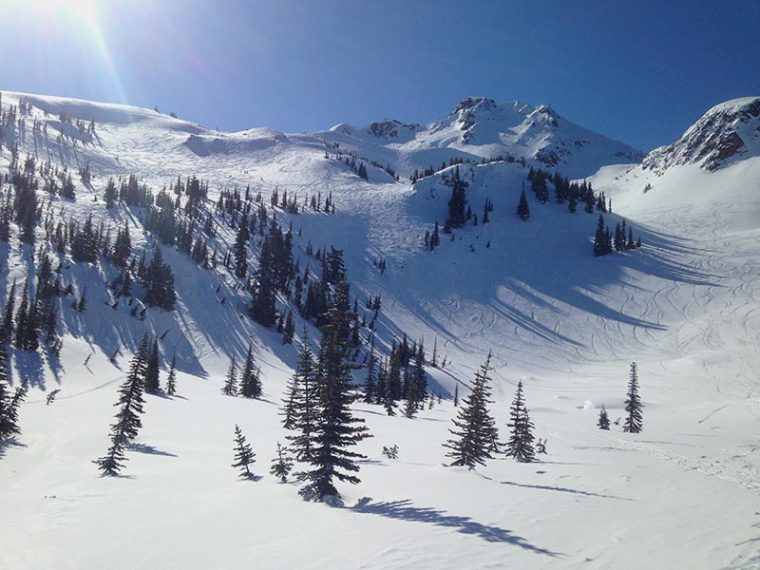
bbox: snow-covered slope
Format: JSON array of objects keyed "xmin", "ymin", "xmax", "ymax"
[
  {"xmin": 318, "ymin": 96, "xmax": 643, "ymax": 179},
  {"xmin": 1, "ymin": 90, "xmax": 760, "ymax": 570}
]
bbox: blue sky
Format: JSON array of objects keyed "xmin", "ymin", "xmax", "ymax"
[{"xmin": 2, "ymin": 0, "xmax": 759, "ymax": 151}]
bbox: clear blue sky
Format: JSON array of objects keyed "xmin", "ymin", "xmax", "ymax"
[{"xmin": 2, "ymin": 0, "xmax": 759, "ymax": 151}]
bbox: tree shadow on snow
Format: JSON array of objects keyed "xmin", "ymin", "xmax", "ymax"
[
  {"xmin": 0, "ymin": 438, "xmax": 25, "ymax": 460},
  {"xmin": 126, "ymin": 442, "xmax": 178, "ymax": 458},
  {"xmin": 351, "ymin": 497, "xmax": 560, "ymax": 556}
]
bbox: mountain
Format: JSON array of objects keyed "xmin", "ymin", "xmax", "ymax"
[
  {"xmin": 318, "ymin": 96, "xmax": 643, "ymax": 179},
  {"xmin": 1, "ymin": 90, "xmax": 759, "ymax": 570},
  {"xmin": 642, "ymin": 96, "xmax": 760, "ymax": 172}
]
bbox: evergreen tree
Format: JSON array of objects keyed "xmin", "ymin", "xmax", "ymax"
[
  {"xmin": 597, "ymin": 405, "xmax": 610, "ymax": 430},
  {"xmin": 284, "ymin": 336, "xmax": 319, "ymax": 461},
  {"xmin": 14, "ymin": 280, "xmax": 29, "ymax": 349},
  {"xmin": 517, "ymin": 189, "xmax": 530, "ymax": 220},
  {"xmin": 223, "ymin": 357, "xmax": 238, "ymax": 396},
  {"xmin": 443, "ymin": 352, "xmax": 498, "ymax": 468},
  {"xmin": 445, "ymin": 166, "xmax": 468, "ymax": 229},
  {"xmin": 239, "ymin": 344, "xmax": 260, "ymax": 399},
  {"xmin": 143, "ymin": 245, "xmax": 176, "ymax": 310},
  {"xmin": 593, "ymin": 214, "xmax": 607, "ymax": 257},
  {"xmin": 112, "ymin": 222, "xmax": 132, "ymax": 268},
  {"xmin": 270, "ymin": 442, "xmax": 294, "ymax": 482},
  {"xmin": 144, "ymin": 338, "xmax": 160, "ymax": 394},
  {"xmin": 93, "ymin": 339, "xmax": 149, "ymax": 475},
  {"xmin": 165, "ymin": 353, "xmax": 178, "ymax": 396},
  {"xmin": 0, "ymin": 381, "xmax": 27, "ymax": 440},
  {"xmin": 282, "ymin": 310, "xmax": 295, "ymax": 344},
  {"xmin": 363, "ymin": 337, "xmax": 377, "ymax": 404},
  {"xmin": 504, "ymin": 381, "xmax": 535, "ymax": 463},
  {"xmin": 2, "ymin": 279, "xmax": 16, "ymax": 341},
  {"xmin": 297, "ymin": 289, "xmax": 371, "ymax": 501},
  {"xmin": 623, "ymin": 362, "xmax": 643, "ymax": 433},
  {"xmin": 103, "ymin": 177, "xmax": 118, "ymax": 209},
  {"xmin": 234, "ymin": 213, "xmax": 250, "ymax": 278},
  {"xmin": 231, "ymin": 424, "xmax": 256, "ymax": 478}
]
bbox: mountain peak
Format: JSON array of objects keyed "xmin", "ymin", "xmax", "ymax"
[{"xmin": 643, "ymin": 96, "xmax": 760, "ymax": 172}]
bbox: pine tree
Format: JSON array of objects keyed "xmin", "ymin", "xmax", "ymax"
[
  {"xmin": 239, "ymin": 344, "xmax": 259, "ymax": 399},
  {"xmin": 297, "ymin": 287, "xmax": 371, "ymax": 501},
  {"xmin": 93, "ymin": 339, "xmax": 149, "ymax": 475},
  {"xmin": 443, "ymin": 352, "xmax": 498, "ymax": 468},
  {"xmin": 517, "ymin": 189, "xmax": 530, "ymax": 220},
  {"xmin": 165, "ymin": 353, "xmax": 178, "ymax": 396},
  {"xmin": 593, "ymin": 214, "xmax": 607, "ymax": 257},
  {"xmin": 223, "ymin": 357, "xmax": 238, "ymax": 396},
  {"xmin": 597, "ymin": 405, "xmax": 610, "ymax": 430},
  {"xmin": 1, "ymin": 279, "xmax": 16, "ymax": 342},
  {"xmin": 623, "ymin": 362, "xmax": 643, "ymax": 433},
  {"xmin": 504, "ymin": 381, "xmax": 535, "ymax": 463},
  {"xmin": 270, "ymin": 442, "xmax": 294, "ymax": 482},
  {"xmin": 144, "ymin": 338, "xmax": 160, "ymax": 393},
  {"xmin": 363, "ymin": 337, "xmax": 377, "ymax": 404},
  {"xmin": 234, "ymin": 213, "xmax": 250, "ymax": 278},
  {"xmin": 143, "ymin": 245, "xmax": 176, "ymax": 311},
  {"xmin": 445, "ymin": 166, "xmax": 468, "ymax": 229},
  {"xmin": 0, "ymin": 381, "xmax": 27, "ymax": 440},
  {"xmin": 284, "ymin": 337, "xmax": 319, "ymax": 461},
  {"xmin": 453, "ymin": 383, "xmax": 459, "ymax": 407},
  {"xmin": 231, "ymin": 424, "xmax": 256, "ymax": 478}
]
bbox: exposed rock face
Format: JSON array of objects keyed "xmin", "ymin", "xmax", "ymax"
[{"xmin": 643, "ymin": 97, "xmax": 760, "ymax": 172}]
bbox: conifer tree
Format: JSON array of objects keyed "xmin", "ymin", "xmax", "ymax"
[
  {"xmin": 165, "ymin": 353, "xmax": 178, "ymax": 396},
  {"xmin": 297, "ymin": 287, "xmax": 371, "ymax": 501},
  {"xmin": 363, "ymin": 338, "xmax": 377, "ymax": 404},
  {"xmin": 597, "ymin": 405, "xmax": 610, "ymax": 430},
  {"xmin": 234, "ymin": 213, "xmax": 250, "ymax": 278},
  {"xmin": 445, "ymin": 166, "xmax": 468, "ymax": 230},
  {"xmin": 231, "ymin": 424, "xmax": 256, "ymax": 478},
  {"xmin": 623, "ymin": 362, "xmax": 643, "ymax": 433},
  {"xmin": 593, "ymin": 214, "xmax": 607, "ymax": 256},
  {"xmin": 93, "ymin": 339, "xmax": 149, "ymax": 475},
  {"xmin": 0, "ymin": 381, "xmax": 27, "ymax": 440},
  {"xmin": 443, "ymin": 352, "xmax": 498, "ymax": 468},
  {"xmin": 223, "ymin": 358, "xmax": 238, "ymax": 396},
  {"xmin": 270, "ymin": 442, "xmax": 294, "ymax": 482},
  {"xmin": 1, "ymin": 279, "xmax": 16, "ymax": 342},
  {"xmin": 239, "ymin": 344, "xmax": 260, "ymax": 399},
  {"xmin": 284, "ymin": 336, "xmax": 319, "ymax": 461},
  {"xmin": 144, "ymin": 338, "xmax": 160, "ymax": 394},
  {"xmin": 517, "ymin": 189, "xmax": 530, "ymax": 220},
  {"xmin": 504, "ymin": 381, "xmax": 535, "ymax": 463},
  {"xmin": 143, "ymin": 245, "xmax": 176, "ymax": 311}
]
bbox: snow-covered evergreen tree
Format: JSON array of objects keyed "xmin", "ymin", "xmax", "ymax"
[
  {"xmin": 443, "ymin": 352, "xmax": 498, "ymax": 468},
  {"xmin": 231, "ymin": 424, "xmax": 256, "ymax": 478},
  {"xmin": 270, "ymin": 442, "xmax": 293, "ymax": 482},
  {"xmin": 504, "ymin": 381, "xmax": 535, "ymax": 463},
  {"xmin": 223, "ymin": 357, "xmax": 238, "ymax": 396},
  {"xmin": 144, "ymin": 338, "xmax": 160, "ymax": 393},
  {"xmin": 165, "ymin": 354, "xmax": 178, "ymax": 396},
  {"xmin": 623, "ymin": 362, "xmax": 643, "ymax": 433},
  {"xmin": 297, "ymin": 285, "xmax": 371, "ymax": 501},
  {"xmin": 597, "ymin": 405, "xmax": 610, "ymax": 430}
]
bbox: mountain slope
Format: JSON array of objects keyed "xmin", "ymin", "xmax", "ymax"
[
  {"xmin": 317, "ymin": 96, "xmax": 643, "ymax": 179},
  {"xmin": 0, "ymin": 90, "xmax": 759, "ymax": 570}
]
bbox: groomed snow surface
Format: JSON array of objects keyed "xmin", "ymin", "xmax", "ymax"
[{"xmin": 1, "ymin": 92, "xmax": 759, "ymax": 569}]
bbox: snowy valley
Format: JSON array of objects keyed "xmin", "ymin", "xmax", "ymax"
[{"xmin": 1, "ymin": 91, "xmax": 760, "ymax": 569}]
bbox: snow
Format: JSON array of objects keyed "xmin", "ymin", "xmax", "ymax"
[{"xmin": 1, "ymin": 90, "xmax": 759, "ymax": 569}]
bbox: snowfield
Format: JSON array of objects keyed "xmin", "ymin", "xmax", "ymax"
[{"xmin": 1, "ymin": 91, "xmax": 759, "ymax": 569}]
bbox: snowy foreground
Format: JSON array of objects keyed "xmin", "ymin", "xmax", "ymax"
[{"xmin": 1, "ymin": 92, "xmax": 760, "ymax": 569}]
